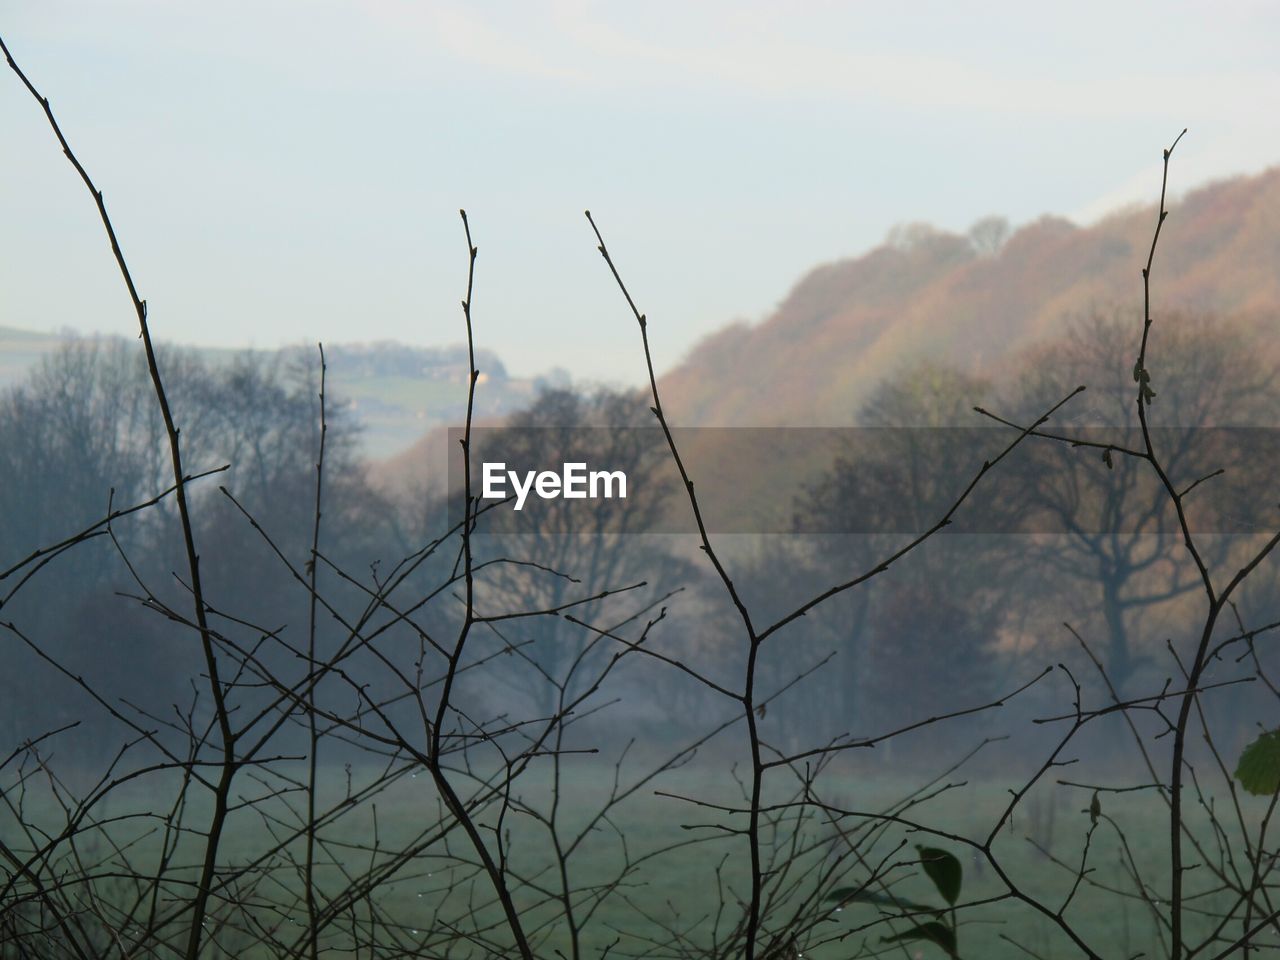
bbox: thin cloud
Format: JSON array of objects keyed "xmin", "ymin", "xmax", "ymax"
[{"xmin": 361, "ymin": 1, "xmax": 1280, "ymax": 128}]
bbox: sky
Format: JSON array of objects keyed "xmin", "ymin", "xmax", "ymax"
[{"xmin": 2, "ymin": 1, "xmax": 1279, "ymax": 387}]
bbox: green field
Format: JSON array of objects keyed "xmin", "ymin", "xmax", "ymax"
[{"xmin": 7, "ymin": 755, "xmax": 1270, "ymax": 959}]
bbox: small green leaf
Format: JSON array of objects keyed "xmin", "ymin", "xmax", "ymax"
[
  {"xmin": 1101, "ymin": 448, "xmax": 1114, "ymax": 470},
  {"xmin": 882, "ymin": 921, "xmax": 958, "ymax": 957},
  {"xmin": 916, "ymin": 845, "xmax": 962, "ymax": 905},
  {"xmin": 1236, "ymin": 729, "xmax": 1280, "ymax": 796}
]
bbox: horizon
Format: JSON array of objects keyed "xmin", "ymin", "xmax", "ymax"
[
  {"xmin": 4, "ymin": 2, "xmax": 1279, "ymax": 386},
  {"xmin": 2, "ymin": 160, "xmax": 1275, "ymax": 387}
]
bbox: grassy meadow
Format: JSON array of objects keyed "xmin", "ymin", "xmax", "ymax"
[{"xmin": 11, "ymin": 753, "xmax": 1265, "ymax": 959}]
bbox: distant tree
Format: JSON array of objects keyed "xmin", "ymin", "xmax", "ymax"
[
  {"xmin": 0, "ymin": 338, "xmax": 388, "ymax": 742},
  {"xmin": 999, "ymin": 312, "xmax": 1280, "ymax": 692},
  {"xmin": 0, "ymin": 339, "xmax": 373, "ymax": 556},
  {"xmin": 884, "ymin": 221, "xmax": 942, "ymax": 251},
  {"xmin": 0, "ymin": 338, "xmax": 159, "ymax": 580},
  {"xmin": 791, "ymin": 364, "xmax": 1022, "ymax": 734},
  {"xmin": 967, "ymin": 215, "xmax": 1010, "ymax": 256},
  {"xmin": 464, "ymin": 387, "xmax": 694, "ymax": 717}
]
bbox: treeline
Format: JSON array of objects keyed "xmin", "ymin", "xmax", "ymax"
[
  {"xmin": 4, "ymin": 311, "xmax": 1280, "ymax": 768},
  {"xmin": 728, "ymin": 310, "xmax": 1280, "ymax": 761},
  {"xmin": 0, "ymin": 339, "xmax": 402, "ymax": 752}
]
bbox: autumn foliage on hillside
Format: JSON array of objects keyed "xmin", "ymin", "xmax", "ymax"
[{"xmin": 660, "ymin": 167, "xmax": 1280, "ymax": 426}]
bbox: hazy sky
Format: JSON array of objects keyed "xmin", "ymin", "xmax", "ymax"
[{"xmin": 3, "ymin": 2, "xmax": 1278, "ymax": 386}]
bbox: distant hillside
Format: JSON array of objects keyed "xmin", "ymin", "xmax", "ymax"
[
  {"xmin": 0, "ymin": 326, "xmax": 67, "ymax": 389},
  {"xmin": 373, "ymin": 166, "xmax": 1280, "ymax": 498},
  {"xmin": 657, "ymin": 167, "xmax": 1280, "ymax": 426},
  {"xmin": 0, "ymin": 330, "xmax": 558, "ymax": 459},
  {"xmin": 291, "ymin": 341, "xmax": 552, "ymax": 458}
]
